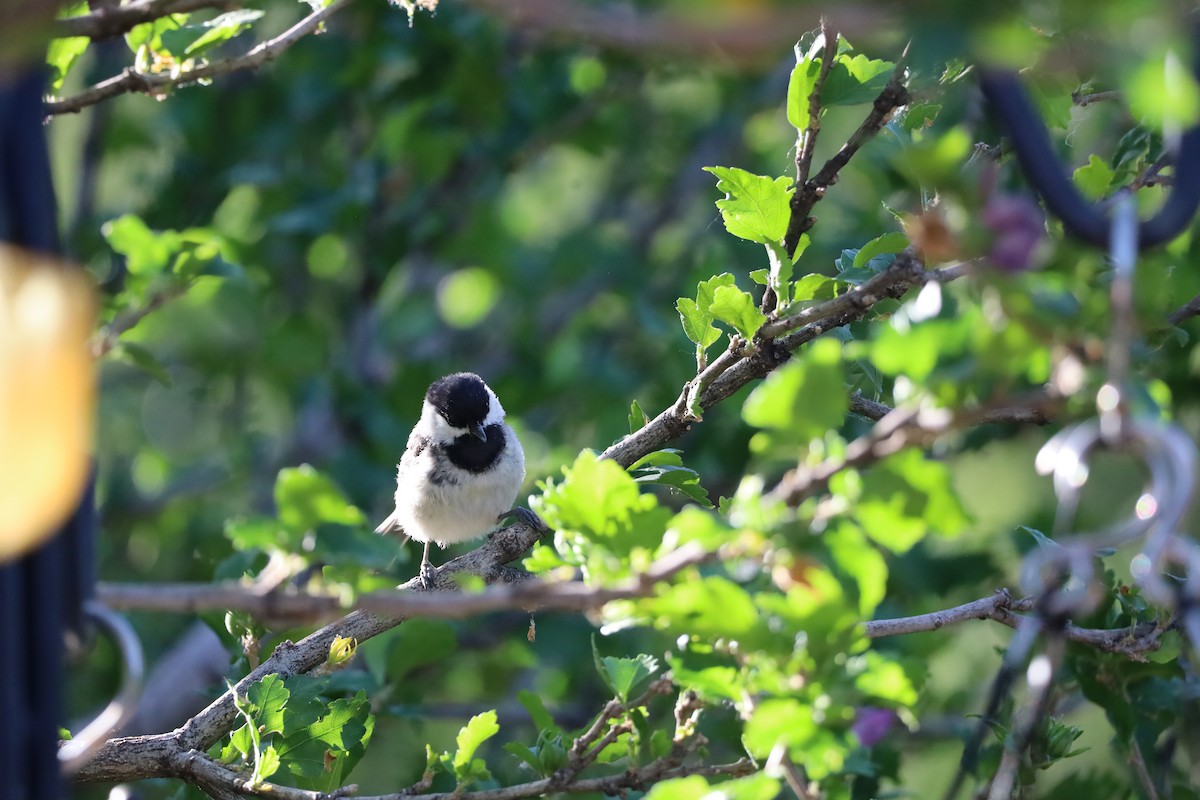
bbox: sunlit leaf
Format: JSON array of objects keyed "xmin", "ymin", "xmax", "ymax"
[{"xmin": 703, "ymin": 166, "xmax": 791, "ymax": 244}]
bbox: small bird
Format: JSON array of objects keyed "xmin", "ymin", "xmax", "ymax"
[{"xmin": 375, "ymin": 372, "xmax": 526, "ymax": 587}]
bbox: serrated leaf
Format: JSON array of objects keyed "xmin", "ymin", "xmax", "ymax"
[
  {"xmin": 710, "ymin": 285, "xmax": 766, "ymax": 339},
  {"xmin": 248, "ymin": 673, "xmax": 289, "ymax": 736},
  {"xmin": 853, "ymin": 231, "xmax": 909, "ymax": 268},
  {"xmin": 454, "ymin": 710, "xmax": 500, "ymax": 773},
  {"xmin": 592, "ymin": 638, "xmax": 660, "ymax": 702},
  {"xmin": 822, "ymin": 54, "xmax": 894, "ymax": 106},
  {"xmin": 703, "ymin": 166, "xmax": 791, "ymax": 244},
  {"xmin": 786, "ymin": 57, "xmax": 823, "ymax": 130}
]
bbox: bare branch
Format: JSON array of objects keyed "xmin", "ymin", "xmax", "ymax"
[
  {"xmin": 772, "ymin": 390, "xmax": 1061, "ymax": 506},
  {"xmin": 96, "ymin": 541, "xmax": 712, "ymax": 623},
  {"xmin": 91, "ymin": 282, "xmax": 189, "ymax": 357},
  {"xmin": 55, "ymin": 0, "xmax": 236, "ymax": 40},
  {"xmin": 866, "ymin": 590, "xmax": 1175, "ymax": 660},
  {"xmin": 1168, "ymin": 292, "xmax": 1200, "ymax": 326},
  {"xmin": 46, "ymin": 0, "xmax": 353, "ymax": 117},
  {"xmin": 1072, "ymin": 89, "xmax": 1121, "ymax": 107}
]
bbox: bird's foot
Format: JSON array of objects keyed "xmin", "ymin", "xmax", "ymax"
[
  {"xmin": 497, "ymin": 506, "xmax": 549, "ymax": 534},
  {"xmin": 419, "ymin": 559, "xmax": 437, "ymax": 590}
]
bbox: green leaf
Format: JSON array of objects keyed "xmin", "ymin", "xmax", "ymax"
[
  {"xmin": 743, "ymin": 698, "xmax": 850, "ymax": 780},
  {"xmin": 853, "ymin": 231, "xmax": 909, "ymax": 268},
  {"xmin": 702, "ymin": 166, "xmax": 791, "ymax": 244},
  {"xmin": 643, "ymin": 775, "xmax": 712, "ymax": 800},
  {"xmin": 111, "ymin": 342, "xmax": 173, "ymax": 386},
  {"xmin": 258, "ymin": 744, "xmax": 281, "ymax": 781},
  {"xmin": 503, "ymin": 741, "xmax": 544, "ymax": 774},
  {"xmin": 790, "ymin": 273, "xmax": 837, "ymax": 303},
  {"xmin": 592, "ymin": 638, "xmax": 660, "ymax": 702},
  {"xmin": 103, "ymin": 214, "xmax": 180, "ymax": 276},
  {"xmin": 46, "ymin": 35, "xmax": 90, "ymax": 93},
  {"xmin": 532, "ymin": 451, "xmax": 672, "ymax": 577},
  {"xmin": 278, "ymin": 692, "xmax": 374, "ymax": 792},
  {"xmin": 786, "ymin": 57, "xmax": 823, "ymax": 129},
  {"xmin": 248, "ymin": 674, "xmax": 289, "ymax": 737},
  {"xmin": 849, "ymin": 449, "xmax": 971, "ymax": 553},
  {"xmin": 903, "ymin": 102, "xmax": 941, "ymax": 131},
  {"xmin": 853, "ymin": 652, "xmax": 918, "ymax": 706},
  {"xmin": 638, "ymin": 575, "xmax": 759, "ymax": 638},
  {"xmin": 628, "ymin": 399, "xmax": 649, "ymax": 433},
  {"xmin": 125, "ymin": 13, "xmax": 190, "ymax": 54},
  {"xmin": 677, "ymin": 273, "xmax": 736, "ymax": 351},
  {"xmin": 742, "ymin": 337, "xmax": 845, "ymax": 441},
  {"xmin": 1126, "ymin": 50, "xmax": 1200, "ymax": 129},
  {"xmin": 517, "ymin": 690, "xmax": 560, "ymax": 735},
  {"xmin": 1073, "ymin": 154, "xmax": 1115, "ymax": 200},
  {"xmin": 822, "ymin": 53, "xmax": 894, "ymax": 106},
  {"xmin": 629, "ymin": 450, "xmax": 711, "ymax": 507},
  {"xmin": 274, "ymin": 464, "xmax": 366, "ymax": 532},
  {"xmin": 387, "ymin": 618, "xmax": 457, "ymax": 680},
  {"xmin": 826, "ymin": 523, "xmax": 887, "ymax": 616},
  {"xmin": 169, "ymin": 10, "xmax": 264, "ymax": 58},
  {"xmin": 453, "ymin": 710, "xmax": 500, "ymax": 775},
  {"xmin": 709, "ymin": 285, "xmax": 766, "ymax": 340}
]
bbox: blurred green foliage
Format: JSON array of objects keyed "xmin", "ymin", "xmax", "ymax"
[{"xmin": 46, "ymin": 0, "xmax": 1200, "ymax": 797}]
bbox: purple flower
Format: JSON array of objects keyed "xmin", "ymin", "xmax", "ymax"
[
  {"xmin": 852, "ymin": 706, "xmax": 898, "ymax": 747},
  {"xmin": 981, "ymin": 194, "xmax": 1046, "ymax": 273}
]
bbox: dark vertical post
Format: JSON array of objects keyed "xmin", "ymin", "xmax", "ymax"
[{"xmin": 0, "ymin": 66, "xmax": 97, "ymax": 800}]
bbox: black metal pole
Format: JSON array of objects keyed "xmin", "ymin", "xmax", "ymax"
[{"xmin": 0, "ymin": 66, "xmax": 97, "ymax": 800}]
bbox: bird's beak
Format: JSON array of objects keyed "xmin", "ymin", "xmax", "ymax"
[{"xmin": 470, "ymin": 422, "xmax": 487, "ymax": 442}]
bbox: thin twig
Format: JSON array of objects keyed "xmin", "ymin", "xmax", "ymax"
[
  {"xmin": 1128, "ymin": 732, "xmax": 1162, "ymax": 800},
  {"xmin": 46, "ymin": 0, "xmax": 353, "ymax": 117},
  {"xmin": 866, "ymin": 590, "xmax": 1174, "ymax": 660},
  {"xmin": 1072, "ymin": 89, "xmax": 1121, "ymax": 107},
  {"xmin": 795, "ymin": 21, "xmax": 837, "ymax": 192},
  {"xmin": 55, "ymin": 0, "xmax": 236, "ymax": 40},
  {"xmin": 91, "ymin": 282, "xmax": 189, "ymax": 357},
  {"xmin": 772, "ymin": 391, "xmax": 1060, "ymax": 506},
  {"xmin": 1168, "ymin": 293, "xmax": 1200, "ymax": 326},
  {"xmin": 782, "ymin": 44, "xmax": 911, "ymax": 255}
]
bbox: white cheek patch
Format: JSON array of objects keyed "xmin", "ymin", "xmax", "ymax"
[
  {"xmin": 483, "ymin": 384, "xmax": 506, "ymax": 426},
  {"xmin": 421, "ymin": 400, "xmax": 468, "ymax": 441}
]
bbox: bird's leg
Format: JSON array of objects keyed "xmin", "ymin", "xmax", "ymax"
[
  {"xmin": 419, "ymin": 540, "xmax": 436, "ymax": 589},
  {"xmin": 496, "ymin": 506, "xmax": 549, "ymax": 534}
]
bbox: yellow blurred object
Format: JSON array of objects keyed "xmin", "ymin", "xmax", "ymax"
[{"xmin": 0, "ymin": 244, "xmax": 95, "ymax": 562}]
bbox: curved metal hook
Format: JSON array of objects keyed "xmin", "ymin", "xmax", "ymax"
[
  {"xmin": 58, "ymin": 601, "xmax": 145, "ymax": 776},
  {"xmin": 979, "ymin": 63, "xmax": 1200, "ymax": 249},
  {"xmin": 1023, "ymin": 418, "xmax": 1196, "ymax": 616}
]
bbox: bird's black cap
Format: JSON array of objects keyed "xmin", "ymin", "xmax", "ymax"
[{"xmin": 426, "ymin": 372, "xmax": 491, "ymax": 429}]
